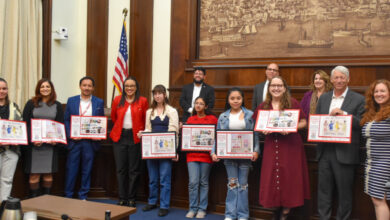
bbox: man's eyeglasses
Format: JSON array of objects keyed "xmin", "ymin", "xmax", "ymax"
[{"xmin": 267, "ymin": 68, "xmax": 279, "ymax": 72}]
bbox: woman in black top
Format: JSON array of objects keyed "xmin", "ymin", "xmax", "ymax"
[
  {"xmin": 0, "ymin": 78, "xmax": 22, "ymax": 206},
  {"xmin": 23, "ymin": 79, "xmax": 64, "ymax": 197}
]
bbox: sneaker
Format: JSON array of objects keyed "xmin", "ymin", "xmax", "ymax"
[
  {"xmin": 158, "ymin": 208, "xmax": 169, "ymax": 217},
  {"xmin": 185, "ymin": 210, "xmax": 196, "ymax": 218},
  {"xmin": 224, "ymin": 218, "xmax": 233, "ymax": 220},
  {"xmin": 195, "ymin": 211, "xmax": 206, "ymax": 218},
  {"xmin": 142, "ymin": 204, "xmax": 157, "ymax": 211}
]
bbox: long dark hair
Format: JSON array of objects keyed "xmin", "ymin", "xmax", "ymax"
[
  {"xmin": 32, "ymin": 78, "xmax": 57, "ymax": 107},
  {"xmin": 119, "ymin": 76, "xmax": 140, "ymax": 107},
  {"xmin": 150, "ymin": 85, "xmax": 169, "ymax": 117},
  {"xmin": 191, "ymin": 96, "xmax": 215, "ymax": 116},
  {"xmin": 0, "ymin": 78, "xmax": 9, "ymax": 105},
  {"xmin": 224, "ymin": 87, "xmax": 245, "ymax": 110}
]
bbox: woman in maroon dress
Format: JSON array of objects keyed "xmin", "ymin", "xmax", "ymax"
[{"xmin": 253, "ymin": 76, "xmax": 310, "ymax": 220}]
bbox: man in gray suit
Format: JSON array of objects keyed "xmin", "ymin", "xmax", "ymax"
[
  {"xmin": 252, "ymin": 63, "xmax": 279, "ymax": 111},
  {"xmin": 316, "ymin": 66, "xmax": 365, "ymax": 220}
]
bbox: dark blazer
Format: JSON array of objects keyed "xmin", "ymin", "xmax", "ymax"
[
  {"xmin": 64, "ymin": 95, "xmax": 104, "ymax": 151},
  {"xmin": 179, "ymin": 83, "xmax": 215, "ymax": 122},
  {"xmin": 315, "ymin": 89, "xmax": 365, "ymax": 164},
  {"xmin": 252, "ymin": 81, "xmax": 267, "ymax": 111}
]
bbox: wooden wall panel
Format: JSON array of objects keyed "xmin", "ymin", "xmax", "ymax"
[
  {"xmin": 86, "ymin": 0, "xmax": 108, "ymax": 104},
  {"xmin": 42, "ymin": 0, "xmax": 52, "ymax": 79},
  {"xmin": 16, "ymin": 1, "xmax": 388, "ymax": 220},
  {"xmin": 129, "ymin": 0, "xmax": 153, "ymax": 101},
  {"xmin": 168, "ymin": 0, "xmax": 390, "ymax": 219}
]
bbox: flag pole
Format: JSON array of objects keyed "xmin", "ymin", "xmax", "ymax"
[{"xmin": 111, "ymin": 8, "xmax": 129, "ymax": 107}]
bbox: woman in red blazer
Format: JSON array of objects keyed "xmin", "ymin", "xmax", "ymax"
[{"xmin": 110, "ymin": 76, "xmax": 148, "ymax": 207}]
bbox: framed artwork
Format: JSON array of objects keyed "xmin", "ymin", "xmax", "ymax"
[
  {"xmin": 0, "ymin": 119, "xmax": 28, "ymax": 145},
  {"xmin": 182, "ymin": 124, "xmax": 215, "ymax": 152},
  {"xmin": 31, "ymin": 119, "xmax": 67, "ymax": 144},
  {"xmin": 142, "ymin": 132, "xmax": 177, "ymax": 159},
  {"xmin": 198, "ymin": 0, "xmax": 390, "ymax": 60},
  {"xmin": 308, "ymin": 114, "xmax": 352, "ymax": 143},
  {"xmin": 216, "ymin": 130, "xmax": 253, "ymax": 159},
  {"xmin": 254, "ymin": 109, "xmax": 300, "ymax": 132},
  {"xmin": 70, "ymin": 116, "xmax": 107, "ymax": 140}
]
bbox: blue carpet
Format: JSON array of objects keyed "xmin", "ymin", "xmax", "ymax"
[{"xmin": 90, "ymin": 199, "xmax": 225, "ymax": 220}]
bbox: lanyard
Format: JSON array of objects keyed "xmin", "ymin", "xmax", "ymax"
[{"xmin": 79, "ymin": 101, "xmax": 91, "ymax": 116}]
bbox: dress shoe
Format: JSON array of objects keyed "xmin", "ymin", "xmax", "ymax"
[
  {"xmin": 142, "ymin": 204, "xmax": 157, "ymax": 211},
  {"xmin": 158, "ymin": 208, "xmax": 169, "ymax": 217},
  {"xmin": 117, "ymin": 200, "xmax": 128, "ymax": 206},
  {"xmin": 128, "ymin": 200, "xmax": 136, "ymax": 208}
]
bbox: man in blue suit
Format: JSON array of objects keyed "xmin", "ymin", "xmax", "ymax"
[{"xmin": 64, "ymin": 76, "xmax": 104, "ymax": 200}]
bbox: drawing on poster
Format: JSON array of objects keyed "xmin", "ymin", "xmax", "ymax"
[
  {"xmin": 268, "ymin": 111, "xmax": 297, "ymax": 128},
  {"xmin": 43, "ymin": 121, "xmax": 64, "ymax": 139},
  {"xmin": 191, "ymin": 128, "xmax": 215, "ymax": 146},
  {"xmin": 1, "ymin": 123, "xmax": 24, "ymax": 138},
  {"xmin": 320, "ymin": 118, "xmax": 348, "ymax": 137},
  {"xmin": 152, "ymin": 136, "xmax": 175, "ymax": 153},
  {"xmin": 81, "ymin": 118, "xmax": 106, "ymax": 135},
  {"xmin": 229, "ymin": 134, "xmax": 252, "ymax": 153}
]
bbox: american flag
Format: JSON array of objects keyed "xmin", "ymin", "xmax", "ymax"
[{"xmin": 113, "ymin": 21, "xmax": 128, "ymax": 94}]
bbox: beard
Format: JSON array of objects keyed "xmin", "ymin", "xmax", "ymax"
[{"xmin": 193, "ymin": 78, "xmax": 204, "ymax": 84}]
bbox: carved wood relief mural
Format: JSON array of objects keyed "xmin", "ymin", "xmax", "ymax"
[{"xmin": 198, "ymin": 0, "xmax": 390, "ymax": 59}]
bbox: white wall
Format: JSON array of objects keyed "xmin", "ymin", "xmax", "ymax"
[
  {"xmin": 50, "ymin": 0, "xmax": 172, "ymax": 105},
  {"xmin": 106, "ymin": 0, "xmax": 130, "ymax": 107},
  {"xmin": 151, "ymin": 0, "xmax": 171, "ymax": 94},
  {"xmin": 51, "ymin": 0, "xmax": 87, "ymax": 103}
]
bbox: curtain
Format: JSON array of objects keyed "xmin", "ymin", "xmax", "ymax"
[{"xmin": 0, "ymin": 0, "xmax": 42, "ymax": 108}]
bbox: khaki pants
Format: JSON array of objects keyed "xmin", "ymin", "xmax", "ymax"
[{"xmin": 0, "ymin": 149, "xmax": 19, "ymax": 201}]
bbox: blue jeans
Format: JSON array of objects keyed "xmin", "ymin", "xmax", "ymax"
[
  {"xmin": 187, "ymin": 162, "xmax": 212, "ymax": 212},
  {"xmin": 146, "ymin": 159, "xmax": 172, "ymax": 209},
  {"xmin": 224, "ymin": 159, "xmax": 251, "ymax": 219}
]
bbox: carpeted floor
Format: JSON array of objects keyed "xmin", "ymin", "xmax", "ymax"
[{"xmin": 91, "ymin": 199, "xmax": 225, "ymax": 220}]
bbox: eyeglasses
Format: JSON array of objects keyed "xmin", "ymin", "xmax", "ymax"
[
  {"xmin": 269, "ymin": 84, "xmax": 284, "ymax": 88},
  {"xmin": 125, "ymin": 85, "xmax": 136, "ymax": 88},
  {"xmin": 267, "ymin": 68, "xmax": 279, "ymax": 72}
]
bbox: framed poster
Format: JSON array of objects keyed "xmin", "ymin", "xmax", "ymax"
[
  {"xmin": 0, "ymin": 119, "xmax": 28, "ymax": 145},
  {"xmin": 182, "ymin": 124, "xmax": 215, "ymax": 151},
  {"xmin": 308, "ymin": 114, "xmax": 352, "ymax": 143},
  {"xmin": 254, "ymin": 110, "xmax": 300, "ymax": 132},
  {"xmin": 70, "ymin": 116, "xmax": 107, "ymax": 140},
  {"xmin": 31, "ymin": 119, "xmax": 67, "ymax": 144},
  {"xmin": 142, "ymin": 132, "xmax": 176, "ymax": 159},
  {"xmin": 216, "ymin": 130, "xmax": 253, "ymax": 159}
]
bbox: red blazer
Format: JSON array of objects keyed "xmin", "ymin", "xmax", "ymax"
[{"xmin": 110, "ymin": 95, "xmax": 149, "ymax": 143}]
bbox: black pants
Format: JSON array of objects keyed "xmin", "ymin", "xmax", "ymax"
[
  {"xmin": 317, "ymin": 146, "xmax": 356, "ymax": 220},
  {"xmin": 113, "ymin": 129, "xmax": 141, "ymax": 201}
]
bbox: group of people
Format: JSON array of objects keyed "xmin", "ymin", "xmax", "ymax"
[{"xmin": 0, "ymin": 62, "xmax": 388, "ymax": 220}]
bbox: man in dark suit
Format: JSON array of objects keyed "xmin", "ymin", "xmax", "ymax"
[
  {"xmin": 64, "ymin": 76, "xmax": 104, "ymax": 200},
  {"xmin": 252, "ymin": 63, "xmax": 279, "ymax": 111},
  {"xmin": 179, "ymin": 67, "xmax": 215, "ymax": 122},
  {"xmin": 315, "ymin": 66, "xmax": 365, "ymax": 220}
]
